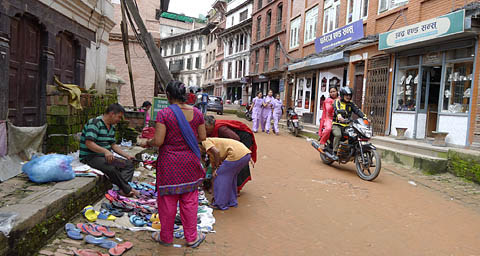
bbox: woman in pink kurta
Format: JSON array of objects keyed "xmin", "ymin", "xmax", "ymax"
[{"xmin": 318, "ymin": 87, "xmax": 338, "ymax": 148}]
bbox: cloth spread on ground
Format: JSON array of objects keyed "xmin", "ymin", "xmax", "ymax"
[
  {"xmin": 54, "ymin": 76, "xmax": 83, "ymax": 110},
  {"xmin": 211, "ymin": 120, "xmax": 257, "ymax": 163},
  {"xmin": 7, "ymin": 122, "xmax": 47, "ymax": 158}
]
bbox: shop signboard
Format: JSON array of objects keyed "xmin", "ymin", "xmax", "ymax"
[
  {"xmin": 314, "ymin": 19, "xmax": 364, "ymax": 53},
  {"xmin": 379, "ymin": 10, "xmax": 465, "ymax": 50},
  {"xmin": 152, "ymin": 95, "xmax": 169, "ymax": 119}
]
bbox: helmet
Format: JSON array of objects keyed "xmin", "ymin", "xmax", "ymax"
[{"xmin": 339, "ymin": 86, "xmax": 353, "ymax": 100}]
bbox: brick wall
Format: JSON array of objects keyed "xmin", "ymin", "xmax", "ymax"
[{"xmin": 107, "ymin": 40, "xmax": 156, "ymax": 107}]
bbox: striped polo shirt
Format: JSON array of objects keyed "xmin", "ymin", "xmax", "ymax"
[{"xmin": 79, "ymin": 116, "xmax": 116, "ymax": 160}]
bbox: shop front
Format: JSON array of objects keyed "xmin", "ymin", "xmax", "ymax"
[{"xmin": 380, "ymin": 10, "xmax": 479, "ymax": 146}]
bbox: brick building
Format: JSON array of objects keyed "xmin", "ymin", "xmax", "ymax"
[
  {"xmin": 218, "ymin": 0, "xmax": 253, "ymax": 104},
  {"xmin": 283, "ymin": 0, "xmax": 480, "ymax": 147},
  {"xmin": 249, "ymin": 0, "xmax": 289, "ymax": 102}
]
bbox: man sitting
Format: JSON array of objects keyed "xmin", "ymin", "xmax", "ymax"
[{"xmin": 79, "ymin": 103, "xmax": 139, "ymax": 197}]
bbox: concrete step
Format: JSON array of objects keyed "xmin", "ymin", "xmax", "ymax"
[
  {"xmin": 371, "ymin": 136, "xmax": 449, "ymax": 159},
  {"xmin": 376, "ymin": 144, "xmax": 448, "ymax": 173}
]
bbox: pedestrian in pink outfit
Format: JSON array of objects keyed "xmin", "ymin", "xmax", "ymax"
[
  {"xmin": 318, "ymin": 86, "xmax": 338, "ymax": 152},
  {"xmin": 272, "ymin": 94, "xmax": 284, "ymax": 135},
  {"xmin": 250, "ymin": 92, "xmax": 264, "ymax": 133},
  {"xmin": 262, "ymin": 90, "xmax": 274, "ymax": 133},
  {"xmin": 140, "ymin": 80, "xmax": 207, "ymax": 248}
]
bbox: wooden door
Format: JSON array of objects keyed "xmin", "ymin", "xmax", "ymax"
[
  {"xmin": 54, "ymin": 32, "xmax": 75, "ymax": 84},
  {"xmin": 8, "ymin": 16, "xmax": 42, "ymax": 127}
]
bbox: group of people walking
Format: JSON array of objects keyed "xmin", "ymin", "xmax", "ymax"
[{"xmin": 250, "ymin": 90, "xmax": 284, "ymax": 135}]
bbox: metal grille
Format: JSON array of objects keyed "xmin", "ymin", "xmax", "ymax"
[{"xmin": 365, "ymin": 55, "xmax": 390, "ymax": 136}]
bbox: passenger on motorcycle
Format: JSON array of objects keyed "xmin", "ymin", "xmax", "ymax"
[{"xmin": 331, "ymin": 87, "xmax": 367, "ymax": 161}]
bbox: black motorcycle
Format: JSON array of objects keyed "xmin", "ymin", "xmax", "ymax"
[
  {"xmin": 311, "ymin": 118, "xmax": 381, "ymax": 181},
  {"xmin": 286, "ymin": 107, "xmax": 302, "ymax": 137}
]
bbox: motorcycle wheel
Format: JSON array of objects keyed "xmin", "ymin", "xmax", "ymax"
[
  {"xmin": 355, "ymin": 149, "xmax": 381, "ymax": 181},
  {"xmin": 320, "ymin": 152, "xmax": 334, "ymax": 165},
  {"xmin": 293, "ymin": 128, "xmax": 299, "ymax": 137}
]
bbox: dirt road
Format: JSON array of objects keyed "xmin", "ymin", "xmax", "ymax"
[{"xmin": 41, "ymin": 114, "xmax": 480, "ymax": 256}]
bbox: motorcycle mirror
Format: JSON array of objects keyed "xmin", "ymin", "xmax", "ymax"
[{"xmin": 370, "ymin": 111, "xmax": 374, "ymax": 115}]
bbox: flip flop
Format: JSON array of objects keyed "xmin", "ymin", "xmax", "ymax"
[
  {"xmin": 187, "ymin": 232, "xmax": 206, "ymax": 248},
  {"xmin": 152, "ymin": 221, "xmax": 161, "ymax": 230},
  {"xmin": 93, "ymin": 224, "xmax": 115, "ymax": 238},
  {"xmin": 101, "ymin": 203, "xmax": 124, "ymax": 217},
  {"xmin": 85, "ymin": 235, "xmax": 118, "ymax": 249},
  {"xmin": 112, "ymin": 201, "xmax": 134, "ymax": 212},
  {"xmin": 65, "ymin": 223, "xmax": 83, "ymax": 240},
  {"xmin": 73, "ymin": 249, "xmax": 109, "ymax": 256},
  {"xmin": 105, "ymin": 193, "xmax": 116, "ymax": 202},
  {"xmin": 151, "ymin": 231, "xmax": 171, "ymax": 246},
  {"xmin": 98, "ymin": 209, "xmax": 117, "ymax": 221},
  {"xmin": 108, "ymin": 241, "xmax": 133, "ymax": 256},
  {"xmin": 150, "ymin": 213, "xmax": 159, "ymax": 223},
  {"xmin": 82, "ymin": 205, "xmax": 99, "ymax": 222},
  {"xmin": 128, "ymin": 182, "xmax": 140, "ymax": 190},
  {"xmin": 129, "ymin": 215, "xmax": 147, "ymax": 227},
  {"xmin": 140, "ymin": 182, "xmax": 155, "ymax": 190},
  {"xmin": 77, "ymin": 223, "xmax": 102, "ymax": 237}
]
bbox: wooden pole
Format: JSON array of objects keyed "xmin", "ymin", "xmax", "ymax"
[
  {"xmin": 120, "ymin": 0, "xmax": 137, "ymax": 107},
  {"xmin": 123, "ymin": 0, "xmax": 173, "ymax": 92}
]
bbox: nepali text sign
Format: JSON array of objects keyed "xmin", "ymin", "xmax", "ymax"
[
  {"xmin": 314, "ymin": 20, "xmax": 364, "ymax": 53},
  {"xmin": 379, "ymin": 10, "xmax": 465, "ymax": 50}
]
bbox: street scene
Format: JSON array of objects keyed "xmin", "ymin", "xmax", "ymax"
[{"xmin": 1, "ymin": 0, "xmax": 480, "ymax": 255}]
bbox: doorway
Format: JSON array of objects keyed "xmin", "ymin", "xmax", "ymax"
[
  {"xmin": 421, "ymin": 66, "xmax": 442, "ymax": 137},
  {"xmin": 315, "ymin": 68, "xmax": 343, "ymax": 125}
]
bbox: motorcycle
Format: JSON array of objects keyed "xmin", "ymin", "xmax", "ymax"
[
  {"xmin": 286, "ymin": 107, "xmax": 302, "ymax": 137},
  {"xmin": 244, "ymin": 103, "xmax": 253, "ymax": 121},
  {"xmin": 311, "ymin": 117, "xmax": 381, "ymax": 181}
]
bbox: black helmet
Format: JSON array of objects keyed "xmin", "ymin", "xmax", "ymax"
[{"xmin": 339, "ymin": 86, "xmax": 353, "ymax": 100}]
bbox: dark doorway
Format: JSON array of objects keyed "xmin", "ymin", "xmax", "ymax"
[
  {"xmin": 8, "ymin": 15, "xmax": 42, "ymax": 127},
  {"xmin": 353, "ymin": 62, "xmax": 365, "ymax": 109}
]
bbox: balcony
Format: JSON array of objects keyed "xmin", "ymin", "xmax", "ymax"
[{"xmin": 169, "ymin": 61, "xmax": 184, "ymax": 73}]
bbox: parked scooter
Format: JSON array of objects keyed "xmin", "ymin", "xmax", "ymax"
[
  {"xmin": 244, "ymin": 103, "xmax": 253, "ymax": 121},
  {"xmin": 311, "ymin": 117, "xmax": 381, "ymax": 181},
  {"xmin": 286, "ymin": 107, "xmax": 302, "ymax": 137}
]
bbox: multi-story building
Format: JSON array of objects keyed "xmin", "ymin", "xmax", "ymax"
[
  {"xmin": 250, "ymin": 0, "xmax": 288, "ymax": 102},
  {"xmin": 204, "ymin": 0, "xmax": 228, "ymax": 96},
  {"xmin": 108, "ymin": 0, "xmax": 206, "ymax": 106},
  {"xmin": 218, "ymin": 0, "xmax": 253, "ymax": 104},
  {"xmin": 162, "ymin": 29, "xmax": 207, "ymax": 89},
  {"xmin": 284, "ymin": 0, "xmax": 480, "ymax": 147}
]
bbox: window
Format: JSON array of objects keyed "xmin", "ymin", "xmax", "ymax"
[
  {"xmin": 182, "ymin": 40, "xmax": 186, "ymax": 53},
  {"xmin": 239, "ymin": 34, "xmax": 245, "ymax": 51},
  {"xmin": 255, "ymin": 49, "xmax": 259, "ymax": 73},
  {"xmin": 170, "ymin": 44, "xmax": 174, "ymax": 55},
  {"xmin": 198, "ymin": 37, "xmax": 203, "ymax": 50},
  {"xmin": 289, "ymin": 16, "xmax": 300, "ymax": 48},
  {"xmin": 195, "ymin": 56, "xmax": 202, "ymax": 69},
  {"xmin": 227, "ymin": 62, "xmax": 232, "ymax": 79},
  {"xmin": 187, "ymin": 58, "xmax": 192, "ymax": 70},
  {"xmin": 237, "ymin": 60, "xmax": 243, "ymax": 78},
  {"xmin": 323, "ymin": 0, "xmax": 340, "ymax": 34},
  {"xmin": 378, "ymin": 0, "xmax": 408, "ymax": 13},
  {"xmin": 442, "ymin": 47, "xmax": 474, "ymax": 113},
  {"xmin": 304, "ymin": 6, "xmax": 318, "ymax": 43},
  {"xmin": 229, "ymin": 40, "xmax": 233, "ymax": 55},
  {"xmin": 256, "ymin": 16, "xmax": 262, "ymax": 40},
  {"xmin": 175, "ymin": 43, "xmax": 181, "ymax": 54},
  {"xmin": 235, "ymin": 34, "xmax": 240, "ymax": 52},
  {"xmin": 240, "ymin": 10, "xmax": 248, "ymax": 22},
  {"xmin": 395, "ymin": 56, "xmax": 419, "ymax": 112},
  {"xmin": 213, "ymin": 49, "xmax": 216, "ymax": 59},
  {"xmin": 266, "ymin": 11, "xmax": 272, "ymax": 37},
  {"xmin": 276, "ymin": 4, "xmax": 283, "ymax": 32},
  {"xmin": 258, "ymin": 0, "xmax": 262, "ymax": 10},
  {"xmin": 206, "ymin": 53, "xmax": 209, "ymax": 63},
  {"xmin": 347, "ymin": 0, "xmax": 368, "ymax": 23},
  {"xmin": 190, "ymin": 39, "xmax": 194, "ymax": 51},
  {"xmin": 264, "ymin": 46, "xmax": 270, "ymax": 71},
  {"xmin": 274, "ymin": 42, "xmax": 280, "ymax": 68}
]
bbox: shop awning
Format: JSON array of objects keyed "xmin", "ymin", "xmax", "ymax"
[{"xmin": 287, "ymin": 51, "xmax": 349, "ymax": 72}]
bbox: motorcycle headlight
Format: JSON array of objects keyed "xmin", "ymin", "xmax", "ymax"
[
  {"xmin": 359, "ymin": 127, "xmax": 372, "ymax": 138},
  {"xmin": 348, "ymin": 130, "xmax": 357, "ymax": 137}
]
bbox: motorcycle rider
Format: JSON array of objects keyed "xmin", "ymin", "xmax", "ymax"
[{"xmin": 330, "ymin": 87, "xmax": 367, "ymax": 161}]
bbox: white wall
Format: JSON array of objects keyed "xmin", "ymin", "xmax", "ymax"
[
  {"xmin": 437, "ymin": 115, "xmax": 468, "ymax": 146},
  {"xmin": 227, "ymin": 0, "xmax": 250, "ymax": 12},
  {"xmin": 416, "ymin": 113, "xmax": 426, "ymax": 139},
  {"xmin": 226, "ymin": 3, "xmax": 252, "ymax": 28},
  {"xmin": 391, "ymin": 112, "xmax": 416, "ymax": 138}
]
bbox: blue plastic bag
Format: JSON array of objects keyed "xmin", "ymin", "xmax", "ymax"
[{"xmin": 22, "ymin": 154, "xmax": 75, "ymax": 183}]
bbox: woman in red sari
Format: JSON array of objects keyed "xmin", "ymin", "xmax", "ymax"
[
  {"xmin": 318, "ymin": 87, "xmax": 338, "ymax": 152},
  {"xmin": 204, "ymin": 116, "xmax": 257, "ymax": 193}
]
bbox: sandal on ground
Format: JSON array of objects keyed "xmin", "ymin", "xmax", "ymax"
[
  {"xmin": 77, "ymin": 223, "xmax": 102, "ymax": 237},
  {"xmin": 73, "ymin": 249, "xmax": 109, "ymax": 256},
  {"xmin": 186, "ymin": 232, "xmax": 206, "ymax": 248},
  {"xmin": 65, "ymin": 223, "xmax": 83, "ymax": 240},
  {"xmin": 93, "ymin": 224, "xmax": 115, "ymax": 238},
  {"xmin": 85, "ymin": 235, "xmax": 117, "ymax": 249},
  {"xmin": 151, "ymin": 231, "xmax": 171, "ymax": 247},
  {"xmin": 108, "ymin": 241, "xmax": 133, "ymax": 256}
]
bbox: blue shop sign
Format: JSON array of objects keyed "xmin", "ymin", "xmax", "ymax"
[{"xmin": 314, "ymin": 20, "xmax": 364, "ymax": 53}]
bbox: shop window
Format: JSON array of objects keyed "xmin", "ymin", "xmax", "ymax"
[
  {"xmin": 395, "ymin": 68, "xmax": 418, "ymax": 111},
  {"xmin": 289, "ymin": 16, "xmax": 300, "ymax": 49},
  {"xmin": 442, "ymin": 62, "xmax": 473, "ymax": 113},
  {"xmin": 304, "ymin": 6, "xmax": 318, "ymax": 43},
  {"xmin": 379, "ymin": 0, "xmax": 408, "ymax": 14},
  {"xmin": 323, "ymin": 0, "xmax": 340, "ymax": 34},
  {"xmin": 446, "ymin": 47, "xmax": 474, "ymax": 60},
  {"xmin": 297, "ymin": 78, "xmax": 304, "ymax": 107},
  {"xmin": 347, "ymin": 0, "xmax": 368, "ymax": 24}
]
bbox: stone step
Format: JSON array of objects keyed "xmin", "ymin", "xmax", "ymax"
[
  {"xmin": 375, "ymin": 144, "xmax": 448, "ymax": 173},
  {"xmin": 371, "ymin": 136, "xmax": 449, "ymax": 159}
]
